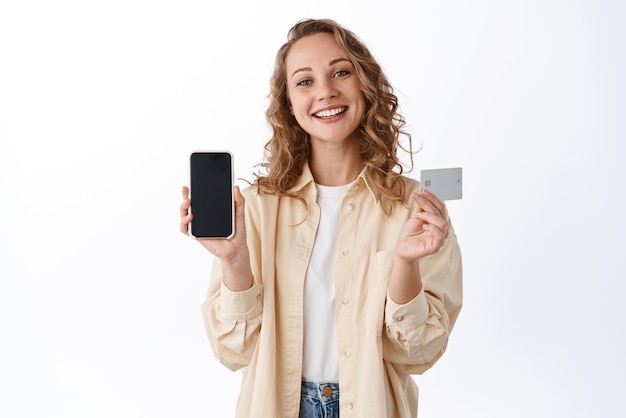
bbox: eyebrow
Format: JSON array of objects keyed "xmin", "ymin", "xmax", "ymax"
[{"xmin": 290, "ymin": 58, "xmax": 351, "ymax": 79}]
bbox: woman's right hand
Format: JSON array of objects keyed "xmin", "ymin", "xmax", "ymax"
[{"xmin": 180, "ymin": 185, "xmax": 254, "ymax": 290}]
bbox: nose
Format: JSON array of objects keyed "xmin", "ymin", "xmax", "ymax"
[{"xmin": 316, "ymin": 78, "xmax": 338, "ymax": 101}]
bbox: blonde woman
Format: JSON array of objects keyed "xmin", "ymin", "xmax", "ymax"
[{"xmin": 180, "ymin": 18, "xmax": 463, "ymax": 418}]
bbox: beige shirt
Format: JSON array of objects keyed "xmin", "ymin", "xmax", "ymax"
[{"xmin": 202, "ymin": 164, "xmax": 463, "ymax": 418}]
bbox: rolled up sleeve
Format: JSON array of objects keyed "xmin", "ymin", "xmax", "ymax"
[
  {"xmin": 202, "ymin": 262, "xmax": 263, "ymax": 371},
  {"xmin": 383, "ymin": 226, "xmax": 463, "ymax": 374}
]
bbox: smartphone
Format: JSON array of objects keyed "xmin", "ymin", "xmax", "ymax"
[
  {"xmin": 420, "ymin": 167, "xmax": 463, "ymax": 201},
  {"xmin": 189, "ymin": 151, "xmax": 235, "ymax": 239}
]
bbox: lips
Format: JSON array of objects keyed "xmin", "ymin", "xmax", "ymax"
[{"xmin": 313, "ymin": 106, "xmax": 346, "ymax": 118}]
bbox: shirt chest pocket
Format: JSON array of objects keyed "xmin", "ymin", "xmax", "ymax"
[{"xmin": 358, "ymin": 249, "xmax": 395, "ymax": 337}]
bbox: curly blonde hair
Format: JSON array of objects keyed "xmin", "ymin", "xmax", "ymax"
[{"xmin": 256, "ymin": 18, "xmax": 414, "ymax": 214}]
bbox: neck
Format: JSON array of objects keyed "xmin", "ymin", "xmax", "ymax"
[{"xmin": 309, "ymin": 141, "xmax": 364, "ymax": 186}]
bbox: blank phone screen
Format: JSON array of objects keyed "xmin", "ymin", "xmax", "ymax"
[{"xmin": 190, "ymin": 152, "xmax": 234, "ymax": 238}]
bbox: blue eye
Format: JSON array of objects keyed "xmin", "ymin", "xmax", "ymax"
[
  {"xmin": 296, "ymin": 79, "xmax": 312, "ymax": 86},
  {"xmin": 334, "ymin": 70, "xmax": 349, "ymax": 78}
]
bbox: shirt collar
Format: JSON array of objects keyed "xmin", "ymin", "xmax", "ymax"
[{"xmin": 287, "ymin": 161, "xmax": 381, "ymax": 203}]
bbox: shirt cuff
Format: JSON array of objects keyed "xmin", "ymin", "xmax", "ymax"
[
  {"xmin": 385, "ymin": 289, "xmax": 429, "ymax": 330},
  {"xmin": 219, "ymin": 281, "xmax": 263, "ymax": 320}
]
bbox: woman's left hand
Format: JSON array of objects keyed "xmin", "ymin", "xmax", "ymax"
[{"xmin": 396, "ymin": 189, "xmax": 450, "ymax": 262}]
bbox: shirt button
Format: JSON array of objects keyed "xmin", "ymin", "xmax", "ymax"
[
  {"xmin": 344, "ymin": 351, "xmax": 351, "ymax": 358},
  {"xmin": 256, "ymin": 294, "xmax": 262, "ymax": 302},
  {"xmin": 347, "ymin": 402, "xmax": 354, "ymax": 409},
  {"xmin": 342, "ymin": 298, "xmax": 349, "ymax": 305},
  {"xmin": 395, "ymin": 315, "xmax": 404, "ymax": 321},
  {"xmin": 342, "ymin": 249, "xmax": 350, "ymax": 256},
  {"xmin": 347, "ymin": 203, "xmax": 355, "ymax": 211}
]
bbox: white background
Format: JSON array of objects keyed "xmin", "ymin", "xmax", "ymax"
[{"xmin": 1, "ymin": 0, "xmax": 624, "ymax": 417}]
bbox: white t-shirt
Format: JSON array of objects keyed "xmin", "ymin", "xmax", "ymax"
[{"xmin": 301, "ymin": 182, "xmax": 351, "ymax": 383}]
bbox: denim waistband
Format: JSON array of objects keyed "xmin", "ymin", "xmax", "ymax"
[{"xmin": 301, "ymin": 379, "xmax": 340, "ymax": 402}]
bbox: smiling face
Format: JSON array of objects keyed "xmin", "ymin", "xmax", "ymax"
[{"xmin": 285, "ymin": 32, "xmax": 366, "ymax": 148}]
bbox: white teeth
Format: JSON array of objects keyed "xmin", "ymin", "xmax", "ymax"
[{"xmin": 314, "ymin": 107, "xmax": 345, "ymax": 118}]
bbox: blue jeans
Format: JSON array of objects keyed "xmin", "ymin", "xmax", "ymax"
[{"xmin": 299, "ymin": 379, "xmax": 340, "ymax": 418}]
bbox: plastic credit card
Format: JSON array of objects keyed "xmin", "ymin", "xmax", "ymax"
[{"xmin": 420, "ymin": 167, "xmax": 463, "ymax": 200}]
